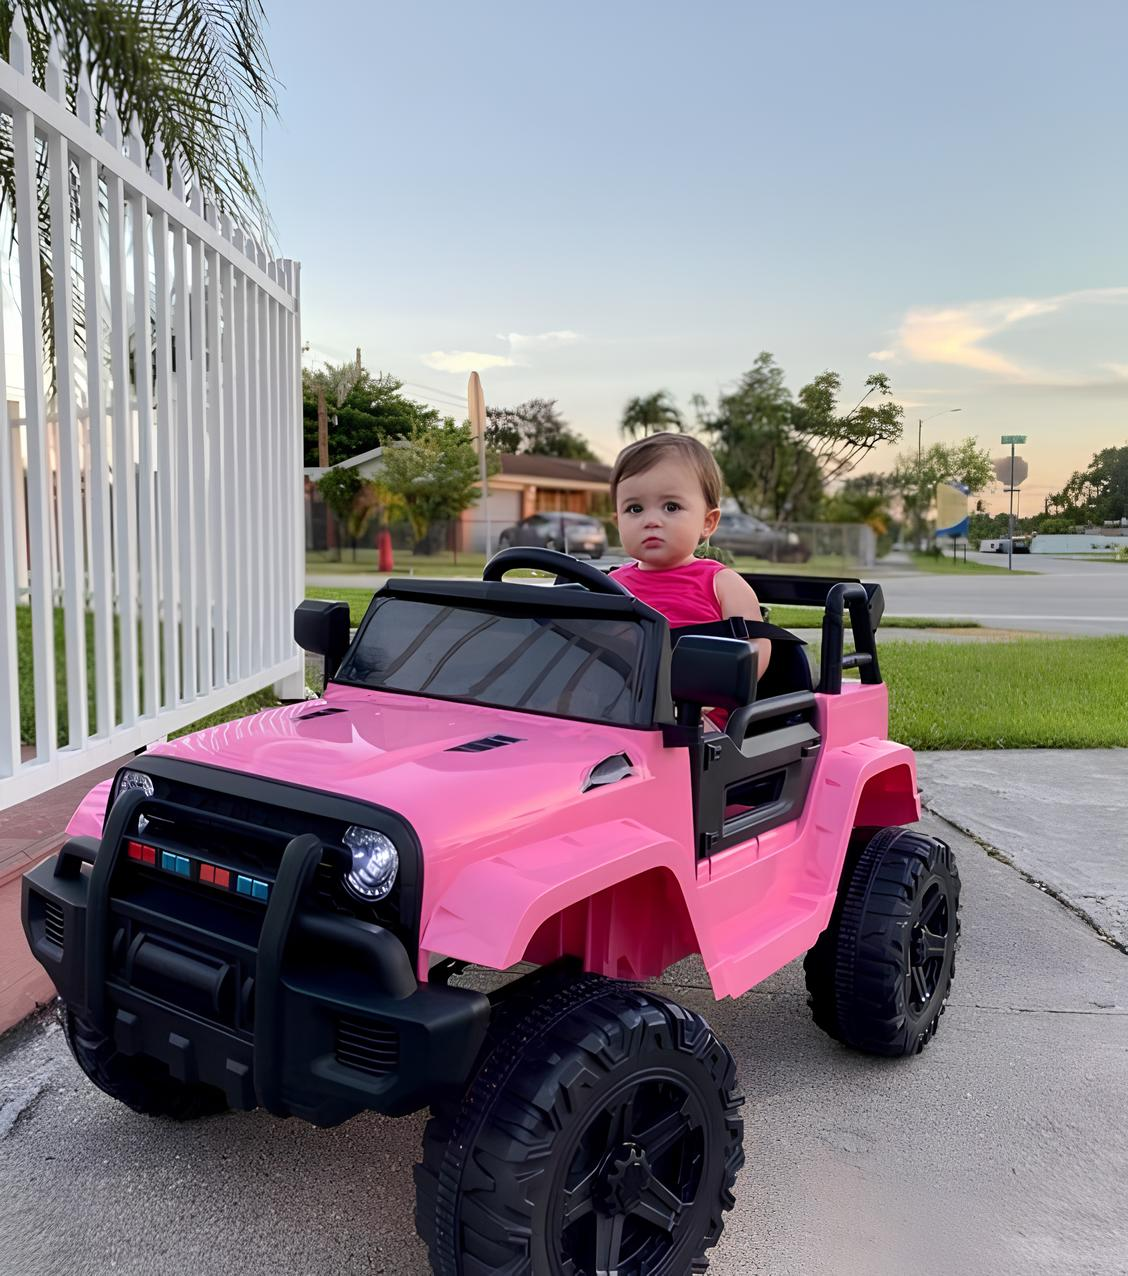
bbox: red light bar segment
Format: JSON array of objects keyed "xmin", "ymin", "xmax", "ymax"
[
  {"xmin": 127, "ymin": 841, "xmax": 157, "ymax": 865},
  {"xmin": 214, "ymin": 867, "xmax": 231, "ymax": 889},
  {"xmin": 199, "ymin": 864, "xmax": 215, "ymax": 884}
]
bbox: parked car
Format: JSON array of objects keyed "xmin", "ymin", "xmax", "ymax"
[
  {"xmin": 993, "ymin": 536, "xmax": 1031, "ymax": 554},
  {"xmin": 23, "ymin": 547, "xmax": 960, "ymax": 1275},
  {"xmin": 711, "ymin": 511, "xmax": 812, "ymax": 562},
  {"xmin": 497, "ymin": 510, "xmax": 607, "ymax": 557}
]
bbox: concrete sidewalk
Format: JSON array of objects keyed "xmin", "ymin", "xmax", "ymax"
[{"xmin": 917, "ymin": 749, "xmax": 1128, "ymax": 949}]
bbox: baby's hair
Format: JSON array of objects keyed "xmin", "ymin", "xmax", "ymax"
[{"xmin": 611, "ymin": 432, "xmax": 723, "ymax": 509}]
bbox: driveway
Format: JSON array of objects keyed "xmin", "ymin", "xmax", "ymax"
[{"xmin": 1, "ymin": 812, "xmax": 1124, "ymax": 1276}]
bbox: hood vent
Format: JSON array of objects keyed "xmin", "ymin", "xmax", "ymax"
[
  {"xmin": 298, "ymin": 706, "xmax": 347, "ymax": 720},
  {"xmin": 447, "ymin": 733, "xmax": 524, "ymax": 754}
]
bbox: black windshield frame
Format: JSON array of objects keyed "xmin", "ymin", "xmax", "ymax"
[{"xmin": 331, "ymin": 578, "xmax": 674, "ymax": 729}]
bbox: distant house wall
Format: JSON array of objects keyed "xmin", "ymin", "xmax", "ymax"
[{"xmin": 1032, "ymin": 534, "xmax": 1125, "ymax": 553}]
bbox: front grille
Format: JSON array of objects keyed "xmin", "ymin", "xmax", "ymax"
[
  {"xmin": 44, "ymin": 900, "xmax": 65, "ymax": 948},
  {"xmin": 336, "ymin": 1016, "xmax": 399, "ymax": 1076}
]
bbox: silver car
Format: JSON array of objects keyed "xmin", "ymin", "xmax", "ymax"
[{"xmin": 497, "ymin": 511, "xmax": 608, "ymax": 558}]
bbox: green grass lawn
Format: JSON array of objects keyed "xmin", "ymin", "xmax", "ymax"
[
  {"xmin": 14, "ymin": 604, "xmax": 280, "ymax": 748},
  {"xmin": 880, "ymin": 637, "xmax": 1128, "ymax": 749},
  {"xmin": 306, "ymin": 550, "xmax": 861, "ymax": 579},
  {"xmin": 910, "ymin": 551, "xmax": 1033, "ymax": 575}
]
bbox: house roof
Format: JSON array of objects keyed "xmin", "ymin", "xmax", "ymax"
[{"xmin": 498, "ymin": 454, "xmax": 612, "ymax": 484}]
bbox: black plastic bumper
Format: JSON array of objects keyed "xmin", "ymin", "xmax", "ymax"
[{"xmin": 21, "ymin": 793, "xmax": 489, "ymax": 1126}]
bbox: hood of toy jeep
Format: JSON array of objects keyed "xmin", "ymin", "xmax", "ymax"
[{"xmin": 150, "ymin": 686, "xmax": 647, "ymax": 857}]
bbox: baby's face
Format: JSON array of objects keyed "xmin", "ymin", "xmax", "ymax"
[{"xmin": 614, "ymin": 456, "xmax": 719, "ymax": 569}]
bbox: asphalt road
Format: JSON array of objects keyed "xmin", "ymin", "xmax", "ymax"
[
  {"xmin": 878, "ymin": 553, "xmax": 1128, "ymax": 636},
  {"xmin": 1, "ymin": 812, "xmax": 1125, "ymax": 1276}
]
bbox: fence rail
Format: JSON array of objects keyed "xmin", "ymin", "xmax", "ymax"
[{"xmin": 0, "ymin": 15, "xmax": 304, "ymax": 809}]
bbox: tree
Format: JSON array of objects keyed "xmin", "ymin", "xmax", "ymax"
[
  {"xmin": 700, "ymin": 354, "xmax": 823, "ymax": 521},
  {"xmin": 302, "ymin": 365, "xmax": 440, "ymax": 467},
  {"xmin": 485, "ymin": 399, "xmax": 598, "ymax": 461},
  {"xmin": 316, "ymin": 466, "xmax": 379, "ymax": 562},
  {"xmin": 1050, "ymin": 445, "xmax": 1128, "ymax": 526},
  {"xmin": 791, "ymin": 371, "xmax": 904, "ymax": 484},
  {"xmin": 699, "ymin": 354, "xmax": 905, "ymax": 522},
  {"xmin": 379, "ymin": 420, "xmax": 491, "ymax": 554},
  {"xmin": 888, "ymin": 437, "xmax": 995, "ymax": 545},
  {"xmin": 0, "ymin": 2, "xmax": 278, "ymax": 367},
  {"xmin": 620, "ymin": 391, "xmax": 684, "ymax": 440}
]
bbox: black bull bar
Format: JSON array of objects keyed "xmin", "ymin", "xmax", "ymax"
[{"xmin": 21, "ymin": 788, "xmax": 489, "ymax": 1126}]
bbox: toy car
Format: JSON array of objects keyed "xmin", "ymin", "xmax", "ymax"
[{"xmin": 22, "ymin": 548, "xmax": 960, "ymax": 1274}]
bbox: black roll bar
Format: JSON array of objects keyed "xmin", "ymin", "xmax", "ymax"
[{"xmin": 819, "ymin": 582, "xmax": 883, "ymax": 694}]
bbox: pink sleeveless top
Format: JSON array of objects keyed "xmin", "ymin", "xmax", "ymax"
[{"xmin": 611, "ymin": 558, "xmax": 727, "ymax": 627}]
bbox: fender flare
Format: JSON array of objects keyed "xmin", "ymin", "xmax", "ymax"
[{"xmin": 419, "ymin": 819, "xmax": 691, "ymax": 972}]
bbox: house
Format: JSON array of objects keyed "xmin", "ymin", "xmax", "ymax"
[
  {"xmin": 461, "ymin": 454, "xmax": 613, "ymax": 553},
  {"xmin": 304, "ymin": 449, "xmax": 613, "ymax": 554}
]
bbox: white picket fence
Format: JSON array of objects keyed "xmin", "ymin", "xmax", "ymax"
[{"xmin": 0, "ymin": 14, "xmax": 304, "ymax": 808}]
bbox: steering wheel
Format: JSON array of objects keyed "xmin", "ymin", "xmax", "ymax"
[{"xmin": 482, "ymin": 547, "xmax": 630, "ymax": 597}]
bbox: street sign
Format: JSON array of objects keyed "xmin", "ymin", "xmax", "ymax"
[{"xmin": 1000, "ymin": 434, "xmax": 1027, "ymax": 444}]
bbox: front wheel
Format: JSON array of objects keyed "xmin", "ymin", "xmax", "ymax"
[
  {"xmin": 415, "ymin": 976, "xmax": 744, "ymax": 1274},
  {"xmin": 804, "ymin": 826, "xmax": 960, "ymax": 1057},
  {"xmin": 63, "ymin": 1006, "xmax": 228, "ymax": 1120}
]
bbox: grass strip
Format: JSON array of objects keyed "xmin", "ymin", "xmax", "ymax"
[
  {"xmin": 909, "ymin": 551, "xmax": 1033, "ymax": 575},
  {"xmin": 880, "ymin": 637, "xmax": 1128, "ymax": 749}
]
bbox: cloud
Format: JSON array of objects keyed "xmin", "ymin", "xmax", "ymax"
[
  {"xmin": 867, "ymin": 349, "xmax": 896, "ymax": 361},
  {"xmin": 502, "ymin": 330, "xmax": 582, "ymax": 353},
  {"xmin": 421, "ymin": 350, "xmax": 516, "ymax": 374},
  {"xmin": 885, "ymin": 286, "xmax": 1128, "ymax": 382},
  {"xmin": 420, "ymin": 329, "xmax": 583, "ymax": 375}
]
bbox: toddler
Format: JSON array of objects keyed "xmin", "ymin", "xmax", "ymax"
[{"xmin": 610, "ymin": 432, "xmax": 771, "ymax": 680}]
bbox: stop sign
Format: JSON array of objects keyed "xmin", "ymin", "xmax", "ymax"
[{"xmin": 993, "ymin": 454, "xmax": 1029, "ymax": 487}]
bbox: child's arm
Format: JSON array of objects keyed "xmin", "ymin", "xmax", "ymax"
[{"xmin": 714, "ymin": 568, "xmax": 772, "ymax": 677}]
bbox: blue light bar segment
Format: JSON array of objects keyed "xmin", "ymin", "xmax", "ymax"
[
  {"xmin": 175, "ymin": 856, "xmax": 191, "ymax": 877},
  {"xmin": 251, "ymin": 879, "xmax": 269, "ymax": 902},
  {"xmin": 160, "ymin": 851, "xmax": 177, "ymax": 873},
  {"xmin": 236, "ymin": 875, "xmax": 253, "ymax": 896}
]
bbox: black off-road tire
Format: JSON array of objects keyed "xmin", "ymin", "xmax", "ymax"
[
  {"xmin": 62, "ymin": 1006, "xmax": 228, "ymax": 1121},
  {"xmin": 415, "ymin": 975, "xmax": 745, "ymax": 1275},
  {"xmin": 804, "ymin": 826, "xmax": 961, "ymax": 1057}
]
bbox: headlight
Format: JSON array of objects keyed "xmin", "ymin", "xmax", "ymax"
[
  {"xmin": 342, "ymin": 825, "xmax": 398, "ymax": 901},
  {"xmin": 786, "ymin": 532, "xmax": 800, "ymax": 545},
  {"xmin": 115, "ymin": 769, "xmax": 154, "ymax": 831},
  {"xmin": 117, "ymin": 769, "xmax": 154, "ymax": 800}
]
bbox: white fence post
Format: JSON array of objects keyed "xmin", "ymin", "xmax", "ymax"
[{"xmin": 0, "ymin": 34, "xmax": 304, "ymax": 808}]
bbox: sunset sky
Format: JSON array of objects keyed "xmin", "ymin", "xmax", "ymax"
[{"xmin": 262, "ymin": 1, "xmax": 1128, "ymax": 515}]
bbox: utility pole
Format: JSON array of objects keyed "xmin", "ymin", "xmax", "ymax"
[
  {"xmin": 917, "ymin": 408, "xmax": 962, "ymax": 549},
  {"xmin": 356, "ymin": 346, "xmax": 362, "ymax": 373}
]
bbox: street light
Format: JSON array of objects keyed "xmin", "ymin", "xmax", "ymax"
[
  {"xmin": 918, "ymin": 407, "xmax": 962, "ymax": 466},
  {"xmin": 917, "ymin": 408, "xmax": 962, "ymax": 548}
]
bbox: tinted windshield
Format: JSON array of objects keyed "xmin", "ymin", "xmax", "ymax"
[{"xmin": 336, "ymin": 597, "xmax": 648, "ymax": 724}]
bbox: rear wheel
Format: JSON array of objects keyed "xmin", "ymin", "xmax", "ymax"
[
  {"xmin": 63, "ymin": 1006, "xmax": 228, "ymax": 1120},
  {"xmin": 804, "ymin": 826, "xmax": 960, "ymax": 1057},
  {"xmin": 415, "ymin": 975, "xmax": 744, "ymax": 1275}
]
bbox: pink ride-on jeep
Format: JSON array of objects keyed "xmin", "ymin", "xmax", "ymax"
[{"xmin": 22, "ymin": 547, "xmax": 960, "ymax": 1274}]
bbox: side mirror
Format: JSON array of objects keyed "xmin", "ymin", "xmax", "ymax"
[
  {"xmin": 294, "ymin": 600, "xmax": 351, "ymax": 686},
  {"xmin": 670, "ymin": 635, "xmax": 755, "ymax": 728}
]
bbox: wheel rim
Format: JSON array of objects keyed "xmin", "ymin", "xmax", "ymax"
[
  {"xmin": 551, "ymin": 1074, "xmax": 708, "ymax": 1276},
  {"xmin": 907, "ymin": 877, "xmax": 952, "ymax": 1013}
]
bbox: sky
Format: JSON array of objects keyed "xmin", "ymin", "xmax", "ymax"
[{"xmin": 260, "ymin": 0, "xmax": 1128, "ymax": 516}]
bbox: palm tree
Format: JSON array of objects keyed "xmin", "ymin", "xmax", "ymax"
[
  {"xmin": 0, "ymin": 2, "xmax": 278, "ymax": 366},
  {"xmin": 620, "ymin": 391, "xmax": 684, "ymax": 440}
]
